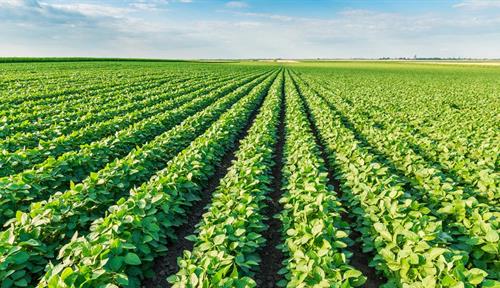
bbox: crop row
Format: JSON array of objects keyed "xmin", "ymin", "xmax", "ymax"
[
  {"xmin": 0, "ymin": 63, "xmax": 267, "ymax": 107},
  {"xmin": 157, "ymin": 70, "xmax": 365, "ymax": 288},
  {"xmin": 305, "ymin": 73, "xmax": 498, "ymax": 204},
  {"xmin": 1, "ymin": 63, "xmax": 496, "ymax": 288},
  {"xmin": 0, "ymin": 70, "xmax": 251, "ymax": 151},
  {"xmin": 0, "ymin": 71, "xmax": 259, "ymax": 177},
  {"xmin": 275, "ymin": 71, "xmax": 365, "ymax": 287},
  {"xmin": 34, "ymin": 70, "xmax": 278, "ymax": 288},
  {"xmin": 301, "ymin": 66, "xmax": 498, "ymax": 149},
  {"xmin": 165, "ymin": 68, "xmax": 498, "ymax": 288},
  {"xmin": 0, "ymin": 70, "xmax": 174, "ymax": 112},
  {"xmin": 1, "ymin": 65, "xmax": 268, "ymax": 137},
  {"xmin": 0, "ymin": 71, "xmax": 210, "ymax": 138},
  {"xmin": 153, "ymin": 70, "xmax": 372, "ymax": 287},
  {"xmin": 293, "ymin": 72, "xmax": 499, "ymax": 280},
  {"xmin": 0, "ymin": 71, "xmax": 269, "ymax": 222},
  {"xmin": 0, "ymin": 71, "xmax": 187, "ymax": 132},
  {"xmin": 299, "ymin": 71, "xmax": 498, "ymax": 203},
  {"xmin": 170, "ymin": 70, "xmax": 284, "ymax": 287},
  {"xmin": 0, "ymin": 71, "xmax": 278, "ymax": 287},
  {"xmin": 291, "ymin": 72, "xmax": 496, "ymax": 287}
]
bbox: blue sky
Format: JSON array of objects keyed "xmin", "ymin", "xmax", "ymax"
[{"xmin": 1, "ymin": 0, "xmax": 500, "ymax": 58}]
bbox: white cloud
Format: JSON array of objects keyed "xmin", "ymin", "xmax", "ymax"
[
  {"xmin": 234, "ymin": 21, "xmax": 262, "ymax": 28},
  {"xmin": 130, "ymin": 2, "xmax": 157, "ymax": 11},
  {"xmin": 0, "ymin": 0, "xmax": 40, "ymax": 8},
  {"xmin": 49, "ymin": 3, "xmax": 132, "ymax": 17},
  {"xmin": 225, "ymin": 1, "xmax": 247, "ymax": 9},
  {"xmin": 231, "ymin": 11, "xmax": 294, "ymax": 21},
  {"xmin": 454, "ymin": 0, "xmax": 500, "ymax": 9},
  {"xmin": 129, "ymin": 0, "xmax": 170, "ymax": 11}
]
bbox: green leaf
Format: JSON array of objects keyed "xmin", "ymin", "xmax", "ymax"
[
  {"xmin": 166, "ymin": 275, "xmax": 178, "ymax": 284},
  {"xmin": 317, "ymin": 239, "xmax": 331, "ymax": 257},
  {"xmin": 304, "ymin": 182, "xmax": 316, "ymax": 192},
  {"xmin": 12, "ymin": 251, "xmax": 30, "ymax": 265},
  {"xmin": 468, "ymin": 268, "xmax": 487, "ymax": 285},
  {"xmin": 421, "ymin": 276, "xmax": 436, "ymax": 288},
  {"xmin": 1, "ymin": 278, "xmax": 14, "ymax": 288},
  {"xmin": 61, "ymin": 267, "xmax": 73, "ymax": 281},
  {"xmin": 481, "ymin": 243, "xmax": 497, "ymax": 254},
  {"xmin": 124, "ymin": 253, "xmax": 141, "ymax": 265},
  {"xmin": 344, "ymin": 269, "xmax": 362, "ymax": 279},
  {"xmin": 485, "ymin": 230, "xmax": 499, "ymax": 243},
  {"xmin": 235, "ymin": 228, "xmax": 245, "ymax": 237},
  {"xmin": 10, "ymin": 271, "xmax": 26, "ymax": 280},
  {"xmin": 184, "ymin": 235, "xmax": 197, "ymax": 242},
  {"xmin": 116, "ymin": 274, "xmax": 129, "ymax": 286},
  {"xmin": 335, "ymin": 230, "xmax": 349, "ymax": 238},
  {"xmin": 441, "ymin": 275, "xmax": 457, "ymax": 286},
  {"xmin": 482, "ymin": 280, "xmax": 500, "ymax": 288},
  {"xmin": 213, "ymin": 234, "xmax": 226, "ymax": 245},
  {"xmin": 311, "ymin": 222, "xmax": 323, "ymax": 235},
  {"xmin": 373, "ymin": 223, "xmax": 392, "ymax": 242},
  {"xmin": 108, "ymin": 256, "xmax": 123, "ymax": 271},
  {"xmin": 427, "ymin": 247, "xmax": 446, "ymax": 260},
  {"xmin": 14, "ymin": 279, "xmax": 28, "ymax": 287}
]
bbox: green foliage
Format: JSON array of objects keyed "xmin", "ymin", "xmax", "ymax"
[
  {"xmin": 0, "ymin": 71, "xmax": 262, "ymax": 221},
  {"xmin": 170, "ymin": 71, "xmax": 284, "ymax": 287},
  {"xmin": 36, "ymin": 71, "xmax": 278, "ymax": 287},
  {"xmin": 291, "ymin": 68, "xmax": 497, "ymax": 286},
  {"xmin": 0, "ymin": 70, "xmax": 274, "ymax": 287},
  {"xmin": 276, "ymin": 72, "xmax": 365, "ymax": 287},
  {"xmin": 0, "ymin": 61, "xmax": 497, "ymax": 288}
]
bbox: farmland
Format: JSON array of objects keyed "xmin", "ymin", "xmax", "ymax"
[{"xmin": 0, "ymin": 60, "xmax": 498, "ymax": 288}]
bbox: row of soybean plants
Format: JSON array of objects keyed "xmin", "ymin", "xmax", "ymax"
[
  {"xmin": 0, "ymin": 70, "xmax": 189, "ymax": 140},
  {"xmin": 0, "ymin": 61, "xmax": 193, "ymax": 104},
  {"xmin": 2, "ymin": 63, "xmax": 265, "ymax": 123},
  {"xmin": 0, "ymin": 69, "xmax": 203, "ymax": 140},
  {"xmin": 0, "ymin": 71, "xmax": 185, "ymax": 140},
  {"xmin": 293, "ymin": 70, "xmax": 499, "ymax": 281},
  {"xmin": 0, "ymin": 61, "xmax": 143, "ymax": 101},
  {"xmin": 0, "ymin": 70, "xmax": 270, "ymax": 222},
  {"xmin": 169, "ymin": 71, "xmax": 286, "ymax": 287},
  {"xmin": 290, "ymin": 71, "xmax": 498, "ymax": 287},
  {"xmin": 0, "ymin": 70, "xmax": 279, "ymax": 287},
  {"xmin": 298, "ymin": 69, "xmax": 499, "ymax": 209},
  {"xmin": 302, "ymin": 70, "xmax": 500, "ymax": 205},
  {"xmin": 0, "ymin": 69, "xmax": 259, "ymax": 177},
  {"xmin": 1, "ymin": 63, "xmax": 268, "ymax": 137},
  {"xmin": 308, "ymin": 72, "xmax": 500, "ymax": 256},
  {"xmin": 381, "ymin": 70, "xmax": 500, "ymax": 169},
  {"xmin": 32, "ymin": 70, "xmax": 280, "ymax": 288},
  {"xmin": 0, "ymin": 65, "xmax": 260, "ymax": 141},
  {"xmin": 0, "ymin": 64, "xmax": 140, "ymax": 104},
  {"xmin": 0, "ymin": 68, "xmax": 257, "ymax": 152},
  {"xmin": 0, "ymin": 70, "xmax": 232, "ymax": 150},
  {"xmin": 314, "ymin": 64, "xmax": 498, "ymax": 151},
  {"xmin": 0, "ymin": 68, "xmax": 173, "ymax": 116},
  {"xmin": 167, "ymin": 70, "xmax": 364, "ymax": 287},
  {"xmin": 304, "ymin": 71, "xmax": 498, "ymax": 205}
]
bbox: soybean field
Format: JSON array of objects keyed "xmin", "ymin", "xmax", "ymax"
[{"xmin": 0, "ymin": 60, "xmax": 498, "ymax": 288}]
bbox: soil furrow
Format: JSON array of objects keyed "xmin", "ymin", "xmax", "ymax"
[{"xmin": 254, "ymin": 71, "xmax": 286, "ymax": 288}]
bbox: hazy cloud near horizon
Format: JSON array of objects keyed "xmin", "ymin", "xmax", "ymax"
[{"xmin": 1, "ymin": 0, "xmax": 499, "ymax": 58}]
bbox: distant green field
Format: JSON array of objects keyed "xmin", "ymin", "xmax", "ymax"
[{"xmin": 0, "ymin": 60, "xmax": 498, "ymax": 287}]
